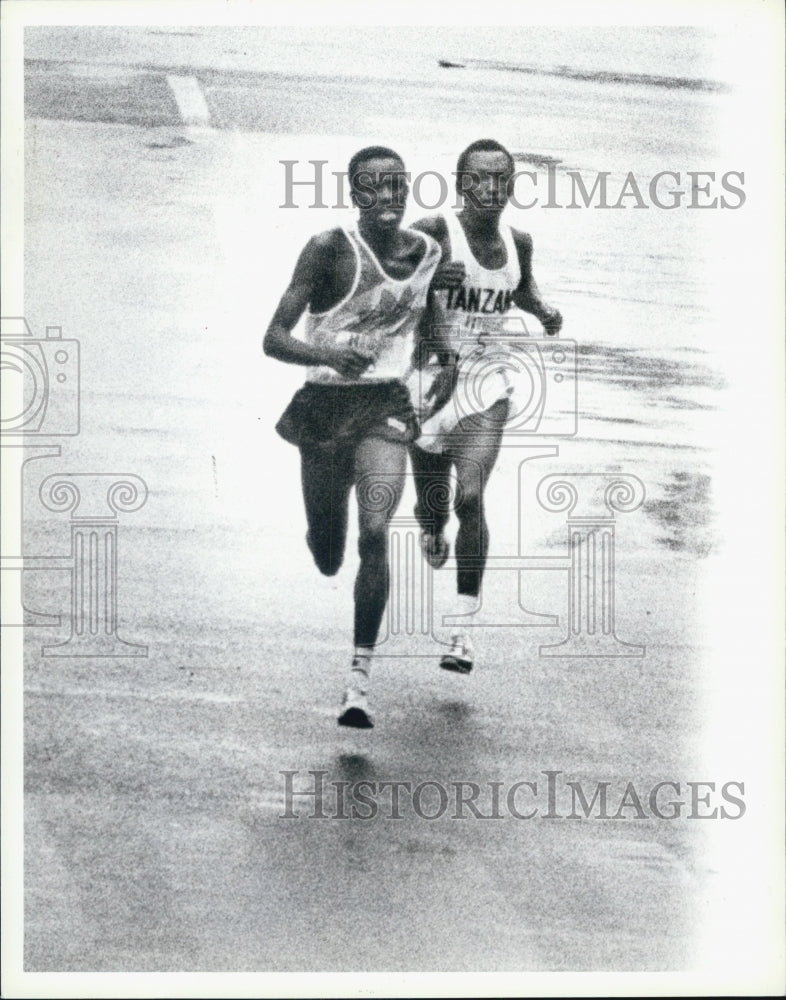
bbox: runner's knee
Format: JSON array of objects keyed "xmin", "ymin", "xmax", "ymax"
[
  {"xmin": 307, "ymin": 531, "xmax": 344, "ymax": 577},
  {"xmin": 316, "ymin": 553, "xmax": 343, "ymax": 577},
  {"xmin": 357, "ymin": 520, "xmax": 388, "ymax": 562},
  {"xmin": 455, "ymin": 484, "xmax": 484, "ymax": 520}
]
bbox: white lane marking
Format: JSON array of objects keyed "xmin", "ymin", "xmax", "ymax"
[{"xmin": 165, "ymin": 73, "xmax": 211, "ymax": 127}]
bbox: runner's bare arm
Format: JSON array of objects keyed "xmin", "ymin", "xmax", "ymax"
[
  {"xmin": 415, "ymin": 288, "xmax": 454, "ymax": 364},
  {"xmin": 263, "ymin": 234, "xmax": 373, "ymax": 379},
  {"xmin": 511, "ymin": 230, "xmax": 563, "ymax": 336},
  {"xmin": 412, "ymin": 216, "xmax": 466, "ymax": 290},
  {"xmin": 417, "ymin": 290, "xmax": 458, "ymax": 412}
]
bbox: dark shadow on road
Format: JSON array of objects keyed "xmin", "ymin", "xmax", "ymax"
[{"xmin": 335, "ymin": 752, "xmax": 376, "ymax": 784}]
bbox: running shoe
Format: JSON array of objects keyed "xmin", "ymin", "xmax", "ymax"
[
  {"xmin": 440, "ymin": 632, "xmax": 474, "ymax": 674},
  {"xmin": 338, "ymin": 688, "xmax": 374, "ymax": 728},
  {"xmin": 420, "ymin": 530, "xmax": 449, "ymax": 569}
]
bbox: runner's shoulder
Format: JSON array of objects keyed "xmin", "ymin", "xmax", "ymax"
[
  {"xmin": 308, "ymin": 227, "xmax": 351, "ymax": 255},
  {"xmin": 299, "ymin": 227, "xmax": 353, "ymax": 272},
  {"xmin": 509, "ymin": 227, "xmax": 534, "ymax": 255},
  {"xmin": 509, "ymin": 228, "xmax": 534, "ymax": 271},
  {"xmin": 412, "ymin": 214, "xmax": 449, "ymax": 246}
]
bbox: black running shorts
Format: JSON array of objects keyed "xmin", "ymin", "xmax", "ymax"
[{"xmin": 275, "ymin": 380, "xmax": 419, "ymax": 450}]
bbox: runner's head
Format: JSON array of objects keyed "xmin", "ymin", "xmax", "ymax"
[
  {"xmin": 348, "ymin": 146, "xmax": 408, "ymax": 230},
  {"xmin": 455, "ymin": 139, "xmax": 515, "ymax": 216}
]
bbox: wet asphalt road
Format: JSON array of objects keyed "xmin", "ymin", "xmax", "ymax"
[{"xmin": 16, "ymin": 33, "xmax": 779, "ymax": 984}]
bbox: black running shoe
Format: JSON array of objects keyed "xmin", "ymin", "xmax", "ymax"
[{"xmin": 338, "ymin": 688, "xmax": 374, "ymax": 728}]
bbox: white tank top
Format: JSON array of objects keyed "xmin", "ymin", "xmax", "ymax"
[
  {"xmin": 434, "ymin": 211, "xmax": 521, "ymax": 360},
  {"xmin": 304, "ymin": 227, "xmax": 441, "ymax": 384}
]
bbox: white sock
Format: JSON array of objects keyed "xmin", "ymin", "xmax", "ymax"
[
  {"xmin": 454, "ymin": 593, "xmax": 477, "ymax": 619},
  {"xmin": 348, "ymin": 647, "xmax": 373, "ymax": 694}
]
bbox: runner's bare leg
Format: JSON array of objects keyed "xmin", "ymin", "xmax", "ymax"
[
  {"xmin": 352, "ymin": 436, "xmax": 407, "ymax": 647},
  {"xmin": 450, "ymin": 398, "xmax": 509, "ymax": 598},
  {"xmin": 300, "ymin": 444, "xmax": 354, "ymax": 576},
  {"xmin": 409, "ymin": 443, "xmax": 453, "ymax": 539}
]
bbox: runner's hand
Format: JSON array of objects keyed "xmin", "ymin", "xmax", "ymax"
[
  {"xmin": 429, "ymin": 260, "xmax": 467, "ymax": 290},
  {"xmin": 324, "ymin": 346, "xmax": 374, "ymax": 379},
  {"xmin": 541, "ymin": 308, "xmax": 563, "ymax": 336}
]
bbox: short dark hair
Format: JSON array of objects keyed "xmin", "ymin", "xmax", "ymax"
[
  {"xmin": 456, "ymin": 139, "xmax": 515, "ymax": 178},
  {"xmin": 348, "ymin": 145, "xmax": 404, "ymax": 189}
]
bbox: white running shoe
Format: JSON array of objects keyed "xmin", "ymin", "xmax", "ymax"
[
  {"xmin": 338, "ymin": 687, "xmax": 374, "ymax": 728},
  {"xmin": 440, "ymin": 633, "xmax": 474, "ymax": 674}
]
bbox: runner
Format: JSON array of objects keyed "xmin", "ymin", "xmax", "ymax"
[
  {"xmin": 410, "ymin": 138, "xmax": 563, "ymax": 673},
  {"xmin": 264, "ymin": 145, "xmax": 453, "ymax": 728}
]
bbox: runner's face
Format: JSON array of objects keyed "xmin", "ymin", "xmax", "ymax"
[
  {"xmin": 351, "ymin": 156, "xmax": 408, "ymax": 230},
  {"xmin": 460, "ymin": 149, "xmax": 512, "ymax": 215}
]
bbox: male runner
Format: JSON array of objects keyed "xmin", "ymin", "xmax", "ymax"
[
  {"xmin": 410, "ymin": 138, "xmax": 563, "ymax": 673},
  {"xmin": 264, "ymin": 146, "xmax": 452, "ymax": 728}
]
